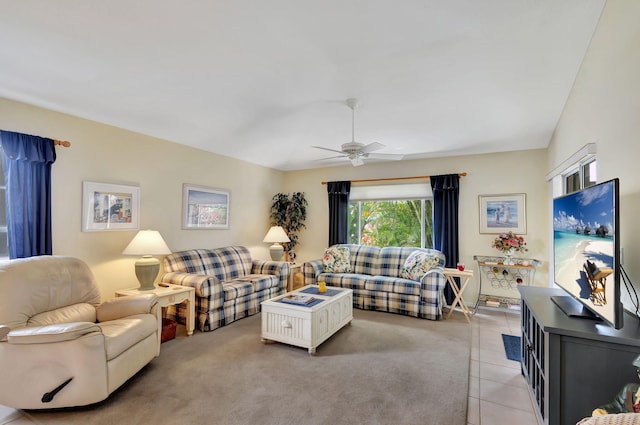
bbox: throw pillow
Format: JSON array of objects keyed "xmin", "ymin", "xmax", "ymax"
[
  {"xmin": 322, "ymin": 246, "xmax": 351, "ymax": 273},
  {"xmin": 400, "ymin": 251, "xmax": 439, "ymax": 281}
]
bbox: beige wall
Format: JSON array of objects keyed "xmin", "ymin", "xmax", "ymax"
[
  {"xmin": 0, "ymin": 97, "xmax": 550, "ymax": 306},
  {"xmin": 547, "ymin": 0, "xmax": 640, "ymax": 311},
  {"xmin": 284, "ymin": 149, "xmax": 550, "ymax": 304},
  {"xmin": 0, "ymin": 97, "xmax": 284, "ymax": 298}
]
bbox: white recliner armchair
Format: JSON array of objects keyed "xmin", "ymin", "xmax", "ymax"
[{"xmin": 0, "ymin": 256, "xmax": 161, "ymax": 409}]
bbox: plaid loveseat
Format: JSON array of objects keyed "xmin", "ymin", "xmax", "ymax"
[
  {"xmin": 160, "ymin": 247, "xmax": 290, "ymax": 331},
  {"xmin": 303, "ymin": 245, "xmax": 446, "ymax": 320}
]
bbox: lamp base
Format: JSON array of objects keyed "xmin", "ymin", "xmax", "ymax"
[
  {"xmin": 135, "ymin": 256, "xmax": 160, "ymax": 290},
  {"xmin": 269, "ymin": 244, "xmax": 284, "ymax": 261}
]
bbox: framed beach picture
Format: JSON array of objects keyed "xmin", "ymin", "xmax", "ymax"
[
  {"xmin": 182, "ymin": 184, "xmax": 230, "ymax": 229},
  {"xmin": 82, "ymin": 182, "xmax": 140, "ymax": 232},
  {"xmin": 478, "ymin": 193, "xmax": 526, "ymax": 234}
]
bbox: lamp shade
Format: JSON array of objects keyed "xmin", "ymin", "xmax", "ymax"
[
  {"xmin": 262, "ymin": 226, "xmax": 291, "ymax": 243},
  {"xmin": 122, "ymin": 230, "xmax": 171, "ymax": 256},
  {"xmin": 263, "ymin": 226, "xmax": 290, "ymax": 261},
  {"xmin": 123, "ymin": 230, "xmax": 171, "ymax": 290}
]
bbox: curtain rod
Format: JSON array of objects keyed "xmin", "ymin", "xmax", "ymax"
[
  {"xmin": 321, "ymin": 172, "xmax": 466, "ymax": 185},
  {"xmin": 54, "ymin": 139, "xmax": 71, "ymax": 147}
]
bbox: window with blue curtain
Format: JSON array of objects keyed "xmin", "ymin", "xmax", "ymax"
[{"xmin": 0, "ymin": 130, "xmax": 57, "ymax": 259}]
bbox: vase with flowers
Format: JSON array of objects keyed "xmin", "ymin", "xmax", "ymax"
[{"xmin": 492, "ymin": 232, "xmax": 527, "ymax": 265}]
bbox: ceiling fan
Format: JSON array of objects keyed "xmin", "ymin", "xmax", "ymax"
[{"xmin": 312, "ymin": 98, "xmax": 404, "ymax": 167}]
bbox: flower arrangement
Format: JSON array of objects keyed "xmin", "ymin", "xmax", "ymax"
[{"xmin": 492, "ymin": 231, "xmax": 527, "ymax": 253}]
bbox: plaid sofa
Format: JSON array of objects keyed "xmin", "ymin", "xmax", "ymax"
[
  {"xmin": 303, "ymin": 244, "xmax": 446, "ymax": 320},
  {"xmin": 160, "ymin": 247, "xmax": 290, "ymax": 331}
]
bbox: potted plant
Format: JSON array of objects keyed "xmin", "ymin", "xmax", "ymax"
[{"xmin": 269, "ymin": 192, "xmax": 307, "ymax": 261}]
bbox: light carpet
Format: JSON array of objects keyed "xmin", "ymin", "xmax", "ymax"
[{"xmin": 24, "ymin": 309, "xmax": 471, "ymax": 425}]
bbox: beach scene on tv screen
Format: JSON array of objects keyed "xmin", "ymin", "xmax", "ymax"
[{"xmin": 553, "ymin": 183, "xmax": 615, "ymax": 316}]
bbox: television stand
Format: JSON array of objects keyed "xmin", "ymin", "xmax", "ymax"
[
  {"xmin": 519, "ymin": 286, "xmax": 640, "ymax": 425},
  {"xmin": 550, "ymin": 295, "xmax": 601, "ymax": 321}
]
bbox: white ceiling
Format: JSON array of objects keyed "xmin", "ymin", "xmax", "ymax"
[{"xmin": 0, "ymin": 1, "xmax": 606, "ymax": 170}]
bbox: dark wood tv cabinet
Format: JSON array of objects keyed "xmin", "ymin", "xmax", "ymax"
[{"xmin": 518, "ymin": 286, "xmax": 640, "ymax": 425}]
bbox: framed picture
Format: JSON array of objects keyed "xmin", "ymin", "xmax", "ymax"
[
  {"xmin": 478, "ymin": 193, "xmax": 526, "ymax": 234},
  {"xmin": 182, "ymin": 184, "xmax": 230, "ymax": 229},
  {"xmin": 82, "ymin": 182, "xmax": 140, "ymax": 232}
]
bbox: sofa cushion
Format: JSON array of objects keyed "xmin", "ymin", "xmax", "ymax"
[
  {"xmin": 364, "ymin": 276, "xmax": 421, "ymax": 296},
  {"xmin": 321, "ymin": 273, "xmax": 368, "ymax": 290},
  {"xmin": 323, "ymin": 246, "xmax": 351, "ymax": 273},
  {"xmin": 400, "ymin": 250, "xmax": 440, "ymax": 281},
  {"xmin": 163, "ymin": 247, "xmax": 252, "ymax": 281},
  {"xmin": 378, "ymin": 247, "xmax": 417, "ymax": 277},
  {"xmin": 349, "ymin": 245, "xmax": 381, "ymax": 275},
  {"xmin": 222, "ymin": 280, "xmax": 254, "ymax": 299},
  {"xmin": 224, "ymin": 274, "xmax": 279, "ymax": 300}
]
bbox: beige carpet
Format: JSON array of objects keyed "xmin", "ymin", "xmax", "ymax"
[{"xmin": 24, "ymin": 309, "xmax": 471, "ymax": 425}]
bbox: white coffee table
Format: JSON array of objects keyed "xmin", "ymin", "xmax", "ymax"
[{"xmin": 261, "ymin": 285, "xmax": 353, "ymax": 355}]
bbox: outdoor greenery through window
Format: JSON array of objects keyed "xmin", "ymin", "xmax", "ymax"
[
  {"xmin": 348, "ymin": 197, "xmax": 433, "ymax": 248},
  {"xmin": 348, "ymin": 200, "xmax": 433, "ymax": 247}
]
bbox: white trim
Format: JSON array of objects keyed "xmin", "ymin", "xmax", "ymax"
[
  {"xmin": 545, "ymin": 143, "xmax": 597, "ymax": 181},
  {"xmin": 349, "ymin": 183, "xmax": 432, "ymax": 201}
]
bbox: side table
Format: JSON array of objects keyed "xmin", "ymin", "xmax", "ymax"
[
  {"xmin": 116, "ymin": 283, "xmax": 196, "ymax": 337},
  {"xmin": 287, "ymin": 263, "xmax": 303, "ymax": 292},
  {"xmin": 443, "ymin": 268, "xmax": 474, "ymax": 323}
]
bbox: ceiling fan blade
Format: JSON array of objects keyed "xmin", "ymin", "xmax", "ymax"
[
  {"xmin": 316, "ymin": 155, "xmax": 347, "ymax": 161},
  {"xmin": 312, "ymin": 145, "xmax": 345, "ymax": 154},
  {"xmin": 351, "ymin": 156, "xmax": 364, "ymax": 167},
  {"xmin": 367, "ymin": 153, "xmax": 405, "ymax": 161},
  {"xmin": 359, "ymin": 142, "xmax": 385, "ymax": 154}
]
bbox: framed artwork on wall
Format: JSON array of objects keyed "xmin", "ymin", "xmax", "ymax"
[
  {"xmin": 82, "ymin": 181, "xmax": 140, "ymax": 232},
  {"xmin": 182, "ymin": 184, "xmax": 230, "ymax": 229},
  {"xmin": 478, "ymin": 193, "xmax": 527, "ymax": 234}
]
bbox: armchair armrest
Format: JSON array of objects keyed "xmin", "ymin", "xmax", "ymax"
[
  {"xmin": 420, "ymin": 267, "xmax": 447, "ymax": 296},
  {"xmin": 160, "ymin": 271, "xmax": 220, "ymax": 298},
  {"xmin": 303, "ymin": 260, "xmax": 323, "ymax": 285},
  {"xmin": 251, "ymin": 260, "xmax": 290, "ymax": 290},
  {"xmin": 420, "ymin": 266, "xmax": 446, "ymax": 287},
  {"xmin": 7, "ymin": 322, "xmax": 101, "ymax": 344},
  {"xmin": 96, "ymin": 293, "xmax": 158, "ymax": 322}
]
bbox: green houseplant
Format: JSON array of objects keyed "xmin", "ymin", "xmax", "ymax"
[{"xmin": 269, "ymin": 192, "xmax": 307, "ymax": 260}]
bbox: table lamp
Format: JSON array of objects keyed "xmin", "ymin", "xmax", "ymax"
[
  {"xmin": 263, "ymin": 226, "xmax": 290, "ymax": 261},
  {"xmin": 122, "ymin": 229, "xmax": 172, "ymax": 290}
]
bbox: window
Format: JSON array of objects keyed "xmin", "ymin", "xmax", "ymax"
[
  {"xmin": 547, "ymin": 143, "xmax": 597, "ymax": 198},
  {"xmin": 0, "ymin": 150, "xmax": 7, "ymax": 258},
  {"xmin": 347, "ymin": 183, "xmax": 433, "ymax": 248},
  {"xmin": 564, "ymin": 158, "xmax": 597, "ymax": 194}
]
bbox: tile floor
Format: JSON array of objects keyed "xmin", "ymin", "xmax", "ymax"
[
  {"xmin": 0, "ymin": 307, "xmax": 538, "ymax": 425},
  {"xmin": 467, "ymin": 307, "xmax": 539, "ymax": 425}
]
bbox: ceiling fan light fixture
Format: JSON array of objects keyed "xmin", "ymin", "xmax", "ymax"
[
  {"xmin": 345, "ymin": 98, "xmax": 360, "ymax": 110},
  {"xmin": 311, "ymin": 98, "xmax": 404, "ymax": 167}
]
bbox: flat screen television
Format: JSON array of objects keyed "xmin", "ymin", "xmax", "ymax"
[{"xmin": 552, "ymin": 178, "xmax": 623, "ymax": 329}]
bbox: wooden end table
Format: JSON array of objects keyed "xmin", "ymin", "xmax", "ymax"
[
  {"xmin": 286, "ymin": 263, "xmax": 303, "ymax": 292},
  {"xmin": 443, "ymin": 268, "xmax": 474, "ymax": 323},
  {"xmin": 116, "ymin": 283, "xmax": 196, "ymax": 337}
]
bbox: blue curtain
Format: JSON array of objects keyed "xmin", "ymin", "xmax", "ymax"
[
  {"xmin": 0, "ymin": 130, "xmax": 57, "ymax": 258},
  {"xmin": 327, "ymin": 181, "xmax": 351, "ymax": 246},
  {"xmin": 431, "ymin": 173, "xmax": 459, "ymax": 304}
]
